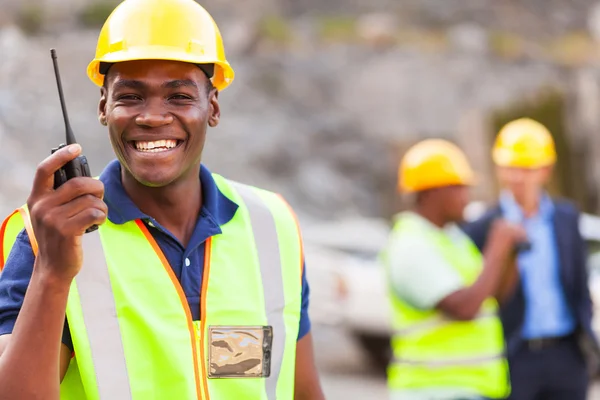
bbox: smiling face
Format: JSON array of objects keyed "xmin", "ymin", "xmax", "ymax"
[{"xmin": 98, "ymin": 59, "xmax": 220, "ymax": 188}]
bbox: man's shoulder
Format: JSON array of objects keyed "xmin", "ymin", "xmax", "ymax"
[
  {"xmin": 550, "ymin": 196, "xmax": 580, "ymax": 217},
  {"xmin": 215, "ymin": 175, "xmax": 282, "ymax": 197},
  {"xmin": 1, "ymin": 228, "xmax": 35, "ymax": 274},
  {"xmin": 388, "ymin": 223, "xmax": 440, "ymax": 258},
  {"xmin": 459, "ymin": 204, "xmax": 502, "ymax": 250},
  {"xmin": 461, "ymin": 204, "xmax": 501, "ymax": 229},
  {"xmin": 214, "ymin": 175, "xmax": 297, "ymax": 212}
]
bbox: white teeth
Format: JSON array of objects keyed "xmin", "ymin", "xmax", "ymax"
[{"xmin": 134, "ymin": 139, "xmax": 178, "ymax": 152}]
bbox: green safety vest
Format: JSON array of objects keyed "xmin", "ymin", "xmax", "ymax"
[
  {"xmin": 0, "ymin": 174, "xmax": 303, "ymax": 400},
  {"xmin": 382, "ymin": 212, "xmax": 510, "ymax": 399}
]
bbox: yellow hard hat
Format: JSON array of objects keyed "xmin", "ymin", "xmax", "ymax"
[
  {"xmin": 492, "ymin": 118, "xmax": 557, "ymax": 168},
  {"xmin": 86, "ymin": 0, "xmax": 235, "ymax": 91},
  {"xmin": 399, "ymin": 139, "xmax": 475, "ymax": 193}
]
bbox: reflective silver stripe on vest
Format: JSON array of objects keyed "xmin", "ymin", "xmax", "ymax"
[
  {"xmin": 395, "ymin": 310, "xmax": 497, "ymax": 336},
  {"xmin": 78, "ymin": 230, "xmax": 132, "ymax": 399},
  {"xmin": 231, "ymin": 182, "xmax": 286, "ymax": 400},
  {"xmin": 394, "ymin": 354, "xmax": 503, "ymax": 368}
]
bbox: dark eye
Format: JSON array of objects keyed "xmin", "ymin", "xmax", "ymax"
[
  {"xmin": 118, "ymin": 94, "xmax": 142, "ymax": 101},
  {"xmin": 170, "ymin": 94, "xmax": 194, "ymax": 100}
]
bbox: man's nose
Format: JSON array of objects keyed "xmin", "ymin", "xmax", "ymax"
[
  {"xmin": 510, "ymin": 169, "xmax": 527, "ymax": 183},
  {"xmin": 135, "ymin": 101, "xmax": 174, "ymax": 127}
]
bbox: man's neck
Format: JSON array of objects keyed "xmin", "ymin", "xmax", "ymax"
[
  {"xmin": 121, "ymin": 167, "xmax": 203, "ymax": 247},
  {"xmin": 513, "ymin": 192, "xmax": 541, "ymax": 218},
  {"xmin": 414, "ymin": 205, "xmax": 447, "ymax": 228},
  {"xmin": 520, "ymin": 200, "xmax": 539, "ymax": 218}
]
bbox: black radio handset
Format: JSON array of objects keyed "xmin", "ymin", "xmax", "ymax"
[
  {"xmin": 50, "ymin": 48, "xmax": 97, "ymax": 233},
  {"xmin": 514, "ymin": 240, "xmax": 532, "ymax": 253}
]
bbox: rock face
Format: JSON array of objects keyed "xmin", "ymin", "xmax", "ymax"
[{"xmin": 0, "ymin": 0, "xmax": 594, "ymax": 221}]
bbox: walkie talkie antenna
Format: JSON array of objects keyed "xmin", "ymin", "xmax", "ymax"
[{"xmin": 50, "ymin": 48, "xmax": 77, "ymax": 145}]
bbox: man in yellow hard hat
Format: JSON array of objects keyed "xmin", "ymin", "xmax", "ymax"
[
  {"xmin": 381, "ymin": 138, "xmax": 526, "ymax": 400},
  {"xmin": 462, "ymin": 117, "xmax": 599, "ymax": 400},
  {"xmin": 0, "ymin": 0, "xmax": 325, "ymax": 398}
]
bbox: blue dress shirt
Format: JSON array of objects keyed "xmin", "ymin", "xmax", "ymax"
[{"xmin": 499, "ymin": 191, "xmax": 575, "ymax": 339}]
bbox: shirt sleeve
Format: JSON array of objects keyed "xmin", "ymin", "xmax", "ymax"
[
  {"xmin": 0, "ymin": 229, "xmax": 74, "ymax": 351},
  {"xmin": 297, "ymin": 261, "xmax": 311, "ymax": 341},
  {"xmin": 388, "ymin": 235, "xmax": 464, "ymax": 310}
]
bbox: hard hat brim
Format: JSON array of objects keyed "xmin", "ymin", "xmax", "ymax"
[
  {"xmin": 492, "ymin": 148, "xmax": 556, "ymax": 169},
  {"xmin": 87, "ymin": 46, "xmax": 235, "ymax": 90},
  {"xmin": 400, "ymin": 174, "xmax": 477, "ymax": 193}
]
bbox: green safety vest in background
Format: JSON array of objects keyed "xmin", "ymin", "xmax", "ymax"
[
  {"xmin": 381, "ymin": 212, "xmax": 510, "ymax": 399},
  {"xmin": 0, "ymin": 174, "xmax": 303, "ymax": 400}
]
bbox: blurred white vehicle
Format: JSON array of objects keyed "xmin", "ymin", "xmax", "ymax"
[
  {"xmin": 302, "ymin": 242, "xmax": 348, "ymax": 327},
  {"xmin": 302, "ymin": 204, "xmax": 600, "ymax": 372},
  {"xmin": 301, "ymin": 217, "xmax": 393, "ymax": 370}
]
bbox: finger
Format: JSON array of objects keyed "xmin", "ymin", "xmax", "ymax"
[
  {"xmin": 63, "ymin": 206, "xmax": 108, "ymax": 236},
  {"xmin": 30, "ymin": 144, "xmax": 82, "ymax": 200},
  {"xmin": 53, "ymin": 177, "xmax": 104, "ymax": 206},
  {"xmin": 55, "ymin": 195, "xmax": 108, "ymax": 220}
]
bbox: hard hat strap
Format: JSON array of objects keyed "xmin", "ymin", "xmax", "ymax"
[
  {"xmin": 198, "ymin": 64, "xmax": 214, "ymax": 79},
  {"xmin": 99, "ymin": 62, "xmax": 113, "ymax": 75}
]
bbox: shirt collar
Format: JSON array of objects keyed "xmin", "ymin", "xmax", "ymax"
[
  {"xmin": 399, "ymin": 211, "xmax": 455, "ymax": 232},
  {"xmin": 499, "ymin": 190, "xmax": 554, "ymax": 222},
  {"xmin": 99, "ymin": 159, "xmax": 239, "ymax": 231}
]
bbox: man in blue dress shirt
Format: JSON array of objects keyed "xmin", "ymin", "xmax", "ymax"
[{"xmin": 462, "ymin": 118, "xmax": 599, "ymax": 400}]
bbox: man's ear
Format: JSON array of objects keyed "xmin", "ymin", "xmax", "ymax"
[
  {"xmin": 208, "ymin": 89, "xmax": 220, "ymax": 128},
  {"xmin": 541, "ymin": 165, "xmax": 554, "ymax": 184},
  {"xmin": 98, "ymin": 86, "xmax": 108, "ymax": 126}
]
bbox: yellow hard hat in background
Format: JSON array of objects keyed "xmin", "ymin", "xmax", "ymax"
[
  {"xmin": 87, "ymin": 0, "xmax": 235, "ymax": 91},
  {"xmin": 492, "ymin": 118, "xmax": 557, "ymax": 168},
  {"xmin": 399, "ymin": 139, "xmax": 476, "ymax": 193}
]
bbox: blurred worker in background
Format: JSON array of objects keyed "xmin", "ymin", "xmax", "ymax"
[
  {"xmin": 381, "ymin": 139, "xmax": 526, "ymax": 400},
  {"xmin": 462, "ymin": 118, "xmax": 599, "ymax": 400},
  {"xmin": 0, "ymin": 0, "xmax": 325, "ymax": 398}
]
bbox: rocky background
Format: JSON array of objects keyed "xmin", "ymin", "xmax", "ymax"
[{"xmin": 2, "ymin": 0, "xmax": 600, "ymax": 223}]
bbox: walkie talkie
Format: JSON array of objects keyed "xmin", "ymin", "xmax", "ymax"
[
  {"xmin": 50, "ymin": 48, "xmax": 98, "ymax": 233},
  {"xmin": 514, "ymin": 240, "xmax": 532, "ymax": 253}
]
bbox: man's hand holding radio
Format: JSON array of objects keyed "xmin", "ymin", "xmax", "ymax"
[{"xmin": 26, "ymin": 143, "xmax": 107, "ymax": 282}]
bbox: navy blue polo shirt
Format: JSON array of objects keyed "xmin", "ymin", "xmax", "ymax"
[{"xmin": 0, "ymin": 160, "xmax": 311, "ymax": 350}]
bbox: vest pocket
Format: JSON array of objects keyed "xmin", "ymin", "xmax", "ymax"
[{"xmin": 207, "ymin": 325, "xmax": 273, "ymax": 378}]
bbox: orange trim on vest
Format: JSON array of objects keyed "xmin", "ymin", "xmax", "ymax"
[
  {"xmin": 135, "ymin": 219, "xmax": 203, "ymax": 399},
  {"xmin": 18, "ymin": 206, "xmax": 38, "ymax": 256},
  {"xmin": 277, "ymin": 194, "xmax": 305, "ymax": 282},
  {"xmin": 0, "ymin": 209, "xmax": 20, "ymax": 269},
  {"xmin": 200, "ymin": 237, "xmax": 212, "ymax": 400}
]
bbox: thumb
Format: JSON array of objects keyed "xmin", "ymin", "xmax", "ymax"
[{"xmin": 30, "ymin": 144, "xmax": 82, "ymax": 198}]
